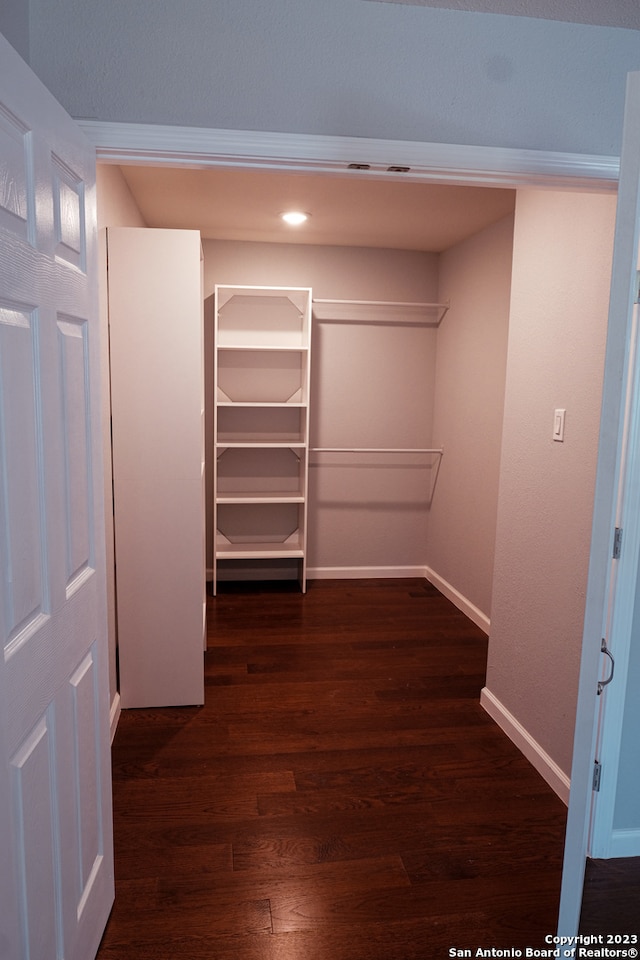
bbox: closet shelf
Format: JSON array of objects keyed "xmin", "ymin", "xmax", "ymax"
[
  {"xmin": 312, "ymin": 299, "xmax": 449, "ymax": 326},
  {"xmin": 216, "ymin": 546, "xmax": 305, "ymax": 559},
  {"xmin": 216, "ymin": 535, "xmax": 305, "ymax": 559},
  {"xmin": 217, "ymin": 343, "xmax": 309, "ymax": 352},
  {"xmin": 217, "ymin": 401, "xmax": 307, "ymax": 408},
  {"xmin": 217, "ymin": 492, "xmax": 305, "ymax": 504}
]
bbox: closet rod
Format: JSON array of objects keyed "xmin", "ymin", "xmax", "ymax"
[
  {"xmin": 311, "ymin": 447, "xmax": 443, "ymax": 455},
  {"xmin": 313, "ymin": 298, "xmax": 442, "ymax": 308},
  {"xmin": 312, "ymin": 298, "xmax": 449, "ymax": 325}
]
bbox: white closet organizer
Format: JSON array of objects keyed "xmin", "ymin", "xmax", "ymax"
[
  {"xmin": 310, "ymin": 297, "xmax": 448, "ymax": 464},
  {"xmin": 213, "ymin": 285, "xmax": 312, "ymax": 594}
]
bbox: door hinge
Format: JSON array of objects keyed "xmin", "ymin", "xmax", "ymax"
[
  {"xmin": 613, "ymin": 526, "xmax": 623, "ymax": 559},
  {"xmin": 593, "ymin": 760, "xmax": 602, "ymax": 792}
]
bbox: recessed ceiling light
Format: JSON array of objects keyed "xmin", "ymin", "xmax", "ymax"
[{"xmin": 281, "ymin": 211, "xmax": 309, "ymax": 226}]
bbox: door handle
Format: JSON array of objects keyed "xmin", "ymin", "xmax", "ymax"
[{"xmin": 597, "ymin": 638, "xmax": 615, "ymax": 695}]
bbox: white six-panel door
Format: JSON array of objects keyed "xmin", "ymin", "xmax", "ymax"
[{"xmin": 0, "ymin": 34, "xmax": 114, "ymax": 960}]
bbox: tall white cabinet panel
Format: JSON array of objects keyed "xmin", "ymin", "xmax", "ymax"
[
  {"xmin": 107, "ymin": 228, "xmax": 205, "ymax": 707},
  {"xmin": 214, "ymin": 285, "xmax": 312, "ymax": 594}
]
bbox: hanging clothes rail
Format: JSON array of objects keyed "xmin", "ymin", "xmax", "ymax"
[
  {"xmin": 309, "ymin": 448, "xmax": 444, "ymax": 502},
  {"xmin": 311, "ymin": 447, "xmax": 443, "ymax": 455},
  {"xmin": 312, "ymin": 298, "xmax": 449, "ymax": 326},
  {"xmin": 309, "ymin": 299, "xmax": 445, "ymax": 485}
]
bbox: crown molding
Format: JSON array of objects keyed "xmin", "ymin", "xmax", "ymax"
[{"xmin": 78, "ymin": 120, "xmax": 619, "ymax": 191}]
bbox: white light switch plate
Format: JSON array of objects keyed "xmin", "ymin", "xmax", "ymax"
[{"xmin": 553, "ymin": 408, "xmax": 566, "ymax": 442}]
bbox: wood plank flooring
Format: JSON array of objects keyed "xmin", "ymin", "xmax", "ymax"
[
  {"xmin": 97, "ymin": 578, "xmax": 568, "ymax": 959},
  {"xmin": 580, "ymin": 857, "xmax": 640, "ymax": 935}
]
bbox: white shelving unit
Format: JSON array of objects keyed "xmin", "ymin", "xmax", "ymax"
[{"xmin": 213, "ymin": 285, "xmax": 312, "ymax": 593}]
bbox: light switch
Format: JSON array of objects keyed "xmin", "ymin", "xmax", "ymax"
[{"xmin": 553, "ymin": 408, "xmax": 566, "ymax": 442}]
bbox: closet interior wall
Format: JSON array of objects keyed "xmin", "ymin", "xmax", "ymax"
[
  {"xmin": 203, "ymin": 229, "xmax": 513, "ymax": 605},
  {"xmin": 203, "ymin": 240, "xmax": 441, "ymax": 581},
  {"xmin": 428, "ymin": 215, "xmax": 514, "ymax": 626},
  {"xmin": 486, "ymin": 189, "xmax": 617, "ymax": 781}
]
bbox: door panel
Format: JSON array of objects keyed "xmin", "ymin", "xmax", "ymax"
[
  {"xmin": 0, "ymin": 33, "xmax": 113, "ymax": 960},
  {"xmin": 58, "ymin": 314, "xmax": 92, "ymax": 584},
  {"xmin": 10, "ymin": 714, "xmax": 59, "ymax": 960},
  {"xmin": 0, "ymin": 303, "xmax": 43, "ymax": 635},
  {"xmin": 0, "ymin": 100, "xmax": 31, "ymax": 238}
]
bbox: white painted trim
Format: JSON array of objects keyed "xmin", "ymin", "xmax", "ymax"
[
  {"xmin": 109, "ymin": 691, "xmax": 121, "ymax": 744},
  {"xmin": 609, "ymin": 828, "xmax": 640, "ymax": 858},
  {"xmin": 79, "ymin": 120, "xmax": 619, "ymax": 191},
  {"xmin": 481, "ymin": 687, "xmax": 571, "ymax": 805},
  {"xmin": 307, "ymin": 565, "xmax": 426, "ymax": 580},
  {"xmin": 423, "ymin": 566, "xmax": 490, "ymax": 634},
  {"xmin": 210, "ymin": 565, "xmax": 423, "ymax": 584}
]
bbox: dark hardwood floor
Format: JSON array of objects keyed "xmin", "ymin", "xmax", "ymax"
[
  {"xmin": 580, "ymin": 857, "xmax": 640, "ymax": 935},
  {"xmin": 97, "ymin": 578, "xmax": 569, "ymax": 959}
]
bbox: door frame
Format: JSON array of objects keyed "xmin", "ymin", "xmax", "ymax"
[
  {"xmin": 558, "ymin": 70, "xmax": 640, "ymax": 933},
  {"xmin": 81, "ymin": 118, "xmax": 626, "ymax": 938},
  {"xmin": 80, "ymin": 119, "xmax": 618, "ymax": 191}
]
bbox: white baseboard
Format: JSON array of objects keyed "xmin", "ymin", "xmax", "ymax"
[
  {"xmin": 608, "ymin": 829, "xmax": 640, "ymax": 858},
  {"xmin": 423, "ymin": 566, "xmax": 490, "ymax": 634},
  {"xmin": 109, "ymin": 691, "xmax": 121, "ymax": 744},
  {"xmin": 209, "ymin": 561, "xmax": 493, "ymax": 632},
  {"xmin": 480, "ymin": 687, "xmax": 570, "ymax": 805},
  {"xmin": 307, "ymin": 565, "xmax": 427, "ymax": 580}
]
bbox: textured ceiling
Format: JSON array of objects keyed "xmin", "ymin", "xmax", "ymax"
[
  {"xmin": 363, "ymin": 0, "xmax": 640, "ymax": 29},
  {"xmin": 118, "ymin": 165, "xmax": 516, "ymax": 253}
]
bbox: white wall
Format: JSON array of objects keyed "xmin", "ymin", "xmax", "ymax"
[
  {"xmin": 0, "ymin": 0, "xmax": 28, "ymax": 60},
  {"xmin": 485, "ymin": 189, "xmax": 617, "ymax": 780},
  {"xmin": 202, "ymin": 239, "xmax": 439, "ymax": 577},
  {"xmin": 97, "ymin": 165, "xmax": 147, "ymax": 230},
  {"xmin": 427, "ymin": 214, "xmax": 513, "ymax": 627},
  {"xmin": 21, "ymin": 1, "xmax": 640, "ymax": 156},
  {"xmin": 614, "ymin": 557, "xmax": 640, "ymax": 829},
  {"xmin": 369, "ymin": 0, "xmax": 640, "ymax": 30}
]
